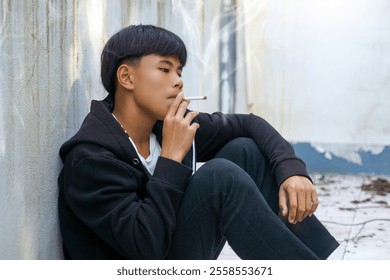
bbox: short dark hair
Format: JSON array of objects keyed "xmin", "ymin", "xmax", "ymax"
[{"xmin": 100, "ymin": 24, "xmax": 187, "ymax": 96}]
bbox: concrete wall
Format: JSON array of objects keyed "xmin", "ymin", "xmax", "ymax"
[
  {"xmin": 0, "ymin": 0, "xmax": 226, "ymax": 260},
  {"xmin": 243, "ymin": 0, "xmax": 390, "ymax": 173},
  {"xmin": 0, "ymin": 0, "xmax": 389, "ymax": 259}
]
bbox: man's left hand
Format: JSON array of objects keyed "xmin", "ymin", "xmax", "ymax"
[{"xmin": 278, "ymin": 176, "xmax": 319, "ymax": 224}]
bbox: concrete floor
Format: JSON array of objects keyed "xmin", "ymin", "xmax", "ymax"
[{"xmin": 218, "ymin": 174, "xmax": 390, "ymax": 260}]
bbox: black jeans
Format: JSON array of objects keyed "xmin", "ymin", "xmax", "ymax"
[{"xmin": 166, "ymin": 138, "xmax": 339, "ymax": 259}]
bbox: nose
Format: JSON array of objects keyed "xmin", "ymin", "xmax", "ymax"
[{"xmin": 174, "ymin": 77, "xmax": 183, "ymax": 89}]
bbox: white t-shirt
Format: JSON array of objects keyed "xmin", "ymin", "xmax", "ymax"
[
  {"xmin": 128, "ymin": 133, "xmax": 161, "ymax": 175},
  {"xmin": 112, "ymin": 114, "xmax": 161, "ymax": 175}
]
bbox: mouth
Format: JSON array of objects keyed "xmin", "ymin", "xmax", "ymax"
[{"xmin": 168, "ymin": 92, "xmax": 182, "ymax": 100}]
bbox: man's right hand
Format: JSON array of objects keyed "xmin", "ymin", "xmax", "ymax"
[{"xmin": 160, "ymin": 92, "xmax": 200, "ymax": 163}]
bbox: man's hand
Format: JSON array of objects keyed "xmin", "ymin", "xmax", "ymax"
[
  {"xmin": 161, "ymin": 92, "xmax": 200, "ymax": 163},
  {"xmin": 278, "ymin": 176, "xmax": 319, "ymax": 224}
]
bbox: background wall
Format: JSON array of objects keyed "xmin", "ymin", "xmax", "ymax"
[
  {"xmin": 0, "ymin": 0, "xmax": 389, "ymax": 259},
  {"xmin": 246, "ymin": 0, "xmax": 390, "ymax": 174}
]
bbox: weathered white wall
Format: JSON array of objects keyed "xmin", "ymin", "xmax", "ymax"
[
  {"xmin": 0, "ymin": 0, "xmax": 105, "ymax": 259},
  {"xmin": 1, "ymin": 0, "xmax": 389, "ymax": 259},
  {"xmin": 0, "ymin": 0, "xmax": 226, "ymax": 260},
  {"xmin": 243, "ymin": 0, "xmax": 390, "ymax": 161}
]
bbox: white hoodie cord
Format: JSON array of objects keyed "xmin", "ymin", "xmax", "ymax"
[{"xmin": 192, "ymin": 139, "xmax": 196, "ymax": 175}]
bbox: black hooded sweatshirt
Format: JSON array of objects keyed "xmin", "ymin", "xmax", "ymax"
[{"xmin": 58, "ymin": 95, "xmax": 311, "ymax": 259}]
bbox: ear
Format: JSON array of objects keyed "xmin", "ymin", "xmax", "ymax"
[{"xmin": 116, "ymin": 64, "xmax": 134, "ymax": 91}]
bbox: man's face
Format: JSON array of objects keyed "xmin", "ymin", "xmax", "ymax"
[{"xmin": 130, "ymin": 54, "xmax": 183, "ymax": 120}]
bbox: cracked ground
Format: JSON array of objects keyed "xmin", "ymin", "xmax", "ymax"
[{"xmin": 218, "ymin": 174, "xmax": 390, "ymax": 260}]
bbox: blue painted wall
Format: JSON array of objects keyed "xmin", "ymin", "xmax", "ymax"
[{"xmin": 293, "ymin": 143, "xmax": 390, "ymax": 175}]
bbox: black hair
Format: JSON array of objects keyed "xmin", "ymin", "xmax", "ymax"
[{"xmin": 100, "ymin": 24, "xmax": 187, "ymax": 97}]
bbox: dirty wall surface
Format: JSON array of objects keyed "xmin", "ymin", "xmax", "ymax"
[{"xmin": 1, "ymin": 0, "xmax": 389, "ymax": 259}]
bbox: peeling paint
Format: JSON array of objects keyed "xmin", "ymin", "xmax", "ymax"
[
  {"xmin": 294, "ymin": 143, "xmax": 390, "ymax": 175},
  {"xmin": 312, "ymin": 144, "xmax": 386, "ymax": 165}
]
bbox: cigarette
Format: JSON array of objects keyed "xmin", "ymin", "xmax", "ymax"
[{"xmin": 184, "ymin": 96, "xmax": 207, "ymax": 101}]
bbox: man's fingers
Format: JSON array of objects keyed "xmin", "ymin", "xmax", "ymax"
[
  {"xmin": 278, "ymin": 189, "xmax": 288, "ymax": 217},
  {"xmin": 299, "ymin": 190, "xmax": 319, "ymax": 221},
  {"xmin": 184, "ymin": 111, "xmax": 199, "ymax": 123},
  {"xmin": 190, "ymin": 122, "xmax": 200, "ymax": 131},
  {"xmin": 166, "ymin": 92, "xmax": 184, "ymax": 117},
  {"xmin": 310, "ymin": 190, "xmax": 319, "ymax": 216},
  {"xmin": 279, "ymin": 176, "xmax": 320, "ymax": 223},
  {"xmin": 175, "ymin": 99, "xmax": 190, "ymax": 118},
  {"xmin": 287, "ymin": 192, "xmax": 298, "ymax": 224},
  {"xmin": 295, "ymin": 190, "xmax": 306, "ymax": 222}
]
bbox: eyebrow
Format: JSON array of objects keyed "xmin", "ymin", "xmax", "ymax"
[{"xmin": 159, "ymin": 60, "xmax": 183, "ymax": 70}]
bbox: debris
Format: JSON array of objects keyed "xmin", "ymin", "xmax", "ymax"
[
  {"xmin": 339, "ymin": 207, "xmax": 355, "ymax": 211},
  {"xmin": 351, "ymin": 198, "xmax": 371, "ymax": 204},
  {"xmin": 361, "ymin": 178, "xmax": 390, "ymax": 196},
  {"xmin": 312, "ymin": 174, "xmax": 336, "ymax": 185}
]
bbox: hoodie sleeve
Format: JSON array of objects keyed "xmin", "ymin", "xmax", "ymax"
[
  {"xmin": 62, "ymin": 145, "xmax": 192, "ymax": 259},
  {"xmin": 195, "ymin": 112, "xmax": 311, "ymax": 186}
]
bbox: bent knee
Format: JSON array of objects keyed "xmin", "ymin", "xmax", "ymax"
[
  {"xmin": 214, "ymin": 138, "xmax": 266, "ymax": 164},
  {"xmin": 198, "ymin": 158, "xmax": 240, "ymax": 174},
  {"xmin": 194, "ymin": 158, "xmax": 245, "ymax": 186},
  {"xmin": 194, "ymin": 158, "xmax": 258, "ymax": 192}
]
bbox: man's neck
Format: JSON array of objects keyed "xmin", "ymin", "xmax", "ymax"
[{"xmin": 112, "ymin": 97, "xmax": 155, "ymax": 158}]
